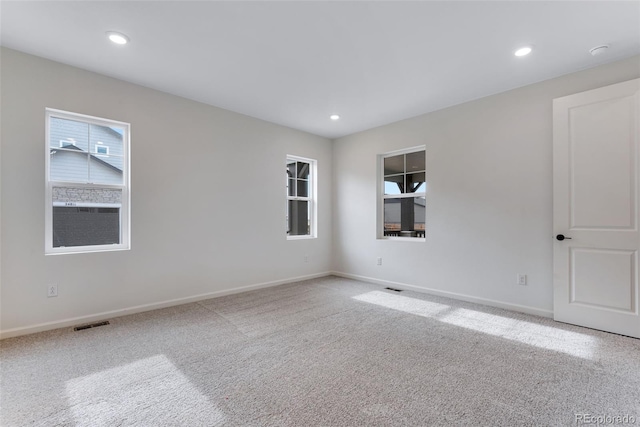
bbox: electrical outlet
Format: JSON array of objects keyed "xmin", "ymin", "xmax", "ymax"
[
  {"xmin": 304, "ymin": 254, "xmax": 309, "ymax": 263},
  {"xmin": 517, "ymin": 274, "xmax": 527, "ymax": 286},
  {"xmin": 47, "ymin": 284, "xmax": 58, "ymax": 297},
  {"xmin": 376, "ymin": 257, "xmax": 383, "ymax": 266}
]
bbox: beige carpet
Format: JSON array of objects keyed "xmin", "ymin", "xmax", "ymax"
[{"xmin": 1, "ymin": 276, "xmax": 639, "ymax": 426}]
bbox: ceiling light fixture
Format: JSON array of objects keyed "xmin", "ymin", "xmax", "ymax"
[
  {"xmin": 330, "ymin": 114, "xmax": 340, "ymax": 121},
  {"xmin": 106, "ymin": 31, "xmax": 129, "ymax": 45},
  {"xmin": 514, "ymin": 46, "xmax": 532, "ymax": 57}
]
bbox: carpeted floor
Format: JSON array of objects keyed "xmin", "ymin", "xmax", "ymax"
[{"xmin": 1, "ymin": 276, "xmax": 639, "ymax": 426}]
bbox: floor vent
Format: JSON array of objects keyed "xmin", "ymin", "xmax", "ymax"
[
  {"xmin": 74, "ymin": 321, "xmax": 110, "ymax": 331},
  {"xmin": 385, "ymin": 287, "xmax": 403, "ymax": 292}
]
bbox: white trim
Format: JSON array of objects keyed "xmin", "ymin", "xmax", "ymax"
[
  {"xmin": 381, "ymin": 145, "xmax": 427, "ymax": 157},
  {"xmin": 287, "ymin": 235, "xmax": 317, "ymax": 241},
  {"xmin": 47, "ymin": 108, "xmax": 130, "ymax": 128},
  {"xmin": 49, "ymin": 181, "xmax": 124, "ymax": 190},
  {"xmin": 53, "ymin": 202, "xmax": 122, "ymax": 208},
  {"xmin": 331, "ymin": 271, "xmax": 554, "ymax": 319},
  {"xmin": 0, "ymin": 271, "xmax": 333, "ymax": 340},
  {"xmin": 383, "ymin": 236, "xmax": 426, "ymax": 242},
  {"xmin": 45, "ymin": 244, "xmax": 130, "ymax": 256}
]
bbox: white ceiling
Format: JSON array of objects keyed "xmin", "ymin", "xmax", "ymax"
[{"xmin": 2, "ymin": 1, "xmax": 639, "ymax": 139}]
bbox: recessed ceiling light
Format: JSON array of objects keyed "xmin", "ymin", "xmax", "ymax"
[
  {"xmin": 514, "ymin": 46, "xmax": 532, "ymax": 57},
  {"xmin": 106, "ymin": 31, "xmax": 129, "ymax": 45},
  {"xmin": 330, "ymin": 114, "xmax": 340, "ymax": 121}
]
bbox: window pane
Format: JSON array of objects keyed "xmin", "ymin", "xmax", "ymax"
[
  {"xmin": 297, "ymin": 162, "xmax": 310, "ymax": 180},
  {"xmin": 383, "ymin": 199, "xmax": 401, "ymax": 235},
  {"xmin": 287, "ymin": 162, "xmax": 296, "ymax": 178},
  {"xmin": 384, "ymin": 174, "xmax": 403, "ymax": 195},
  {"xmin": 49, "ymin": 117, "xmax": 89, "ymax": 151},
  {"xmin": 49, "ymin": 119, "xmax": 126, "ymax": 184},
  {"xmin": 89, "ymin": 124, "xmax": 124, "ymax": 159},
  {"xmin": 406, "ymin": 151, "xmax": 425, "ymax": 172},
  {"xmin": 287, "ymin": 200, "xmax": 309, "ymax": 236},
  {"xmin": 383, "ymin": 197, "xmax": 424, "ymax": 238},
  {"xmin": 288, "ymin": 178, "xmax": 296, "ymax": 196},
  {"xmin": 49, "ymin": 149, "xmax": 89, "ymax": 182},
  {"xmin": 297, "ymin": 179, "xmax": 309, "ymax": 197},
  {"xmin": 52, "ymin": 207, "xmax": 120, "ymax": 247},
  {"xmin": 406, "ymin": 172, "xmax": 425, "ymax": 193},
  {"xmin": 89, "ymin": 155, "xmax": 124, "ymax": 185},
  {"xmin": 384, "ymin": 155, "xmax": 404, "ymax": 175},
  {"xmin": 414, "ymin": 197, "xmax": 426, "ymax": 236}
]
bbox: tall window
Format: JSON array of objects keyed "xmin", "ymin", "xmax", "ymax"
[
  {"xmin": 286, "ymin": 155, "xmax": 316, "ymax": 239},
  {"xmin": 45, "ymin": 109, "xmax": 130, "ymax": 254},
  {"xmin": 380, "ymin": 147, "xmax": 426, "ymax": 239}
]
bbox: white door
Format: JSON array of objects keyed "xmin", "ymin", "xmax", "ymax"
[{"xmin": 553, "ymin": 78, "xmax": 640, "ymax": 339}]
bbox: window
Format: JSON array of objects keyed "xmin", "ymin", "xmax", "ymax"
[
  {"xmin": 59, "ymin": 139, "xmax": 76, "ymax": 148},
  {"xmin": 95, "ymin": 144, "xmax": 109, "ymax": 155},
  {"xmin": 379, "ymin": 147, "xmax": 426, "ymax": 239},
  {"xmin": 45, "ymin": 109, "xmax": 130, "ymax": 254},
  {"xmin": 286, "ymin": 155, "xmax": 316, "ymax": 239}
]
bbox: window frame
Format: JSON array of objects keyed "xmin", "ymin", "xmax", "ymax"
[
  {"xmin": 45, "ymin": 108, "xmax": 131, "ymax": 255},
  {"xmin": 378, "ymin": 146, "xmax": 426, "ymax": 241},
  {"xmin": 286, "ymin": 154, "xmax": 317, "ymax": 240},
  {"xmin": 95, "ymin": 144, "xmax": 110, "ymax": 155}
]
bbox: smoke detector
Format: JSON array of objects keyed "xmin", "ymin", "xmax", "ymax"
[{"xmin": 589, "ymin": 45, "xmax": 610, "ymax": 56}]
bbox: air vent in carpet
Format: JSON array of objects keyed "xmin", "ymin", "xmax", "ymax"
[
  {"xmin": 385, "ymin": 287, "xmax": 403, "ymax": 292},
  {"xmin": 74, "ymin": 321, "xmax": 110, "ymax": 331}
]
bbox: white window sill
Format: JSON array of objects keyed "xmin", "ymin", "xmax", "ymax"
[
  {"xmin": 287, "ymin": 235, "xmax": 317, "ymax": 241},
  {"xmin": 379, "ymin": 236, "xmax": 426, "ymax": 242},
  {"xmin": 45, "ymin": 245, "xmax": 130, "ymax": 255}
]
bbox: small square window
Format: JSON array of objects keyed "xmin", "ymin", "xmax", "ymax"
[{"xmin": 95, "ymin": 144, "xmax": 109, "ymax": 155}]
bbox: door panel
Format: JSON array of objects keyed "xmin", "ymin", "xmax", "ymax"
[
  {"xmin": 553, "ymin": 78, "xmax": 640, "ymax": 338},
  {"xmin": 570, "ymin": 95, "xmax": 636, "ymax": 229},
  {"xmin": 571, "ymin": 248, "xmax": 635, "ymax": 312}
]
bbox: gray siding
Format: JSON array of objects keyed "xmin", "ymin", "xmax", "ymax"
[{"xmin": 49, "ymin": 150, "xmax": 122, "ymax": 185}]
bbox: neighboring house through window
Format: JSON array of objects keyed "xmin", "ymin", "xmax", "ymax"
[
  {"xmin": 380, "ymin": 147, "xmax": 426, "ymax": 239},
  {"xmin": 45, "ymin": 109, "xmax": 130, "ymax": 254},
  {"xmin": 286, "ymin": 155, "xmax": 317, "ymax": 238}
]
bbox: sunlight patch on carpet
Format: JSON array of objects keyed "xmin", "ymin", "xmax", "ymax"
[
  {"xmin": 66, "ymin": 354, "xmax": 225, "ymax": 426},
  {"xmin": 353, "ymin": 291, "xmax": 596, "ymax": 360}
]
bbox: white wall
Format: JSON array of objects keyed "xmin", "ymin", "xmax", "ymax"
[
  {"xmin": 332, "ymin": 55, "xmax": 640, "ymax": 316},
  {"xmin": 2, "ymin": 47, "xmax": 639, "ymax": 338},
  {"xmin": 0, "ymin": 48, "xmax": 333, "ymax": 337}
]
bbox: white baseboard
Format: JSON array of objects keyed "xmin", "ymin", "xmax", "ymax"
[
  {"xmin": 0, "ymin": 271, "xmax": 332, "ymax": 340},
  {"xmin": 331, "ymin": 271, "xmax": 554, "ymax": 319}
]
